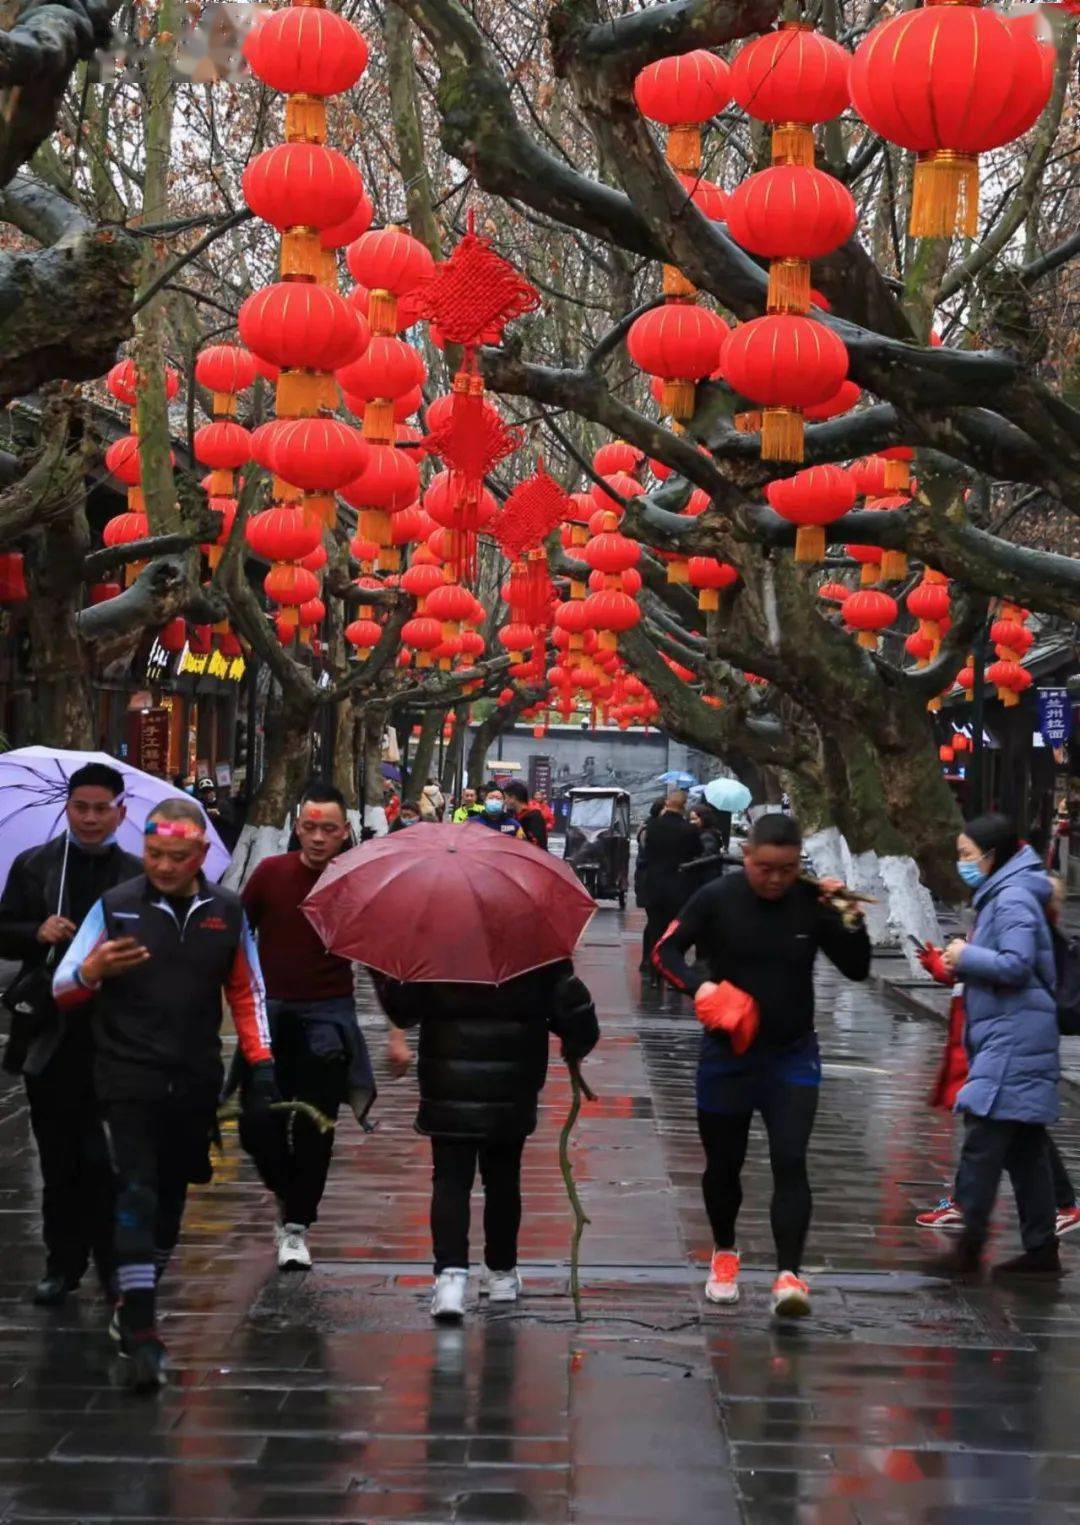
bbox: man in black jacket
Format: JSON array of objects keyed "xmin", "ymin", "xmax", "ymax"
[
  {"xmin": 638, "ymin": 790, "xmax": 701, "ymax": 977},
  {"xmin": 373, "ymin": 959, "xmax": 599, "ymax": 1323},
  {"xmin": 503, "ymin": 781, "xmax": 548, "ymax": 850},
  {"xmin": 53, "ymin": 796, "xmax": 277, "ymax": 1392},
  {"xmin": 0, "ymin": 762, "xmax": 142, "ymax": 1307},
  {"xmin": 653, "ymin": 814, "xmax": 870, "ymax": 1319}
]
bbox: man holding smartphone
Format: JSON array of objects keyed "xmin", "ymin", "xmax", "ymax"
[{"xmin": 54, "ymin": 797, "xmax": 278, "ymax": 1392}]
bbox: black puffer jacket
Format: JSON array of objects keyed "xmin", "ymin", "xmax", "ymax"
[{"xmin": 373, "ymin": 959, "xmax": 599, "ymax": 1140}]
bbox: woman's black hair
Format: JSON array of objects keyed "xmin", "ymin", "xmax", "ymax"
[{"xmin": 963, "ymin": 812, "xmax": 1020, "ymax": 869}]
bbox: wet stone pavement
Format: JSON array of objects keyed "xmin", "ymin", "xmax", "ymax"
[{"xmin": 3, "ymin": 908, "xmax": 1080, "ymax": 1522}]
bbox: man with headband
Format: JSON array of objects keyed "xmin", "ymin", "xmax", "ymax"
[
  {"xmin": 53, "ymin": 797, "xmax": 277, "ymax": 1393},
  {"xmin": 0, "ymin": 762, "xmax": 141, "ymax": 1308}
]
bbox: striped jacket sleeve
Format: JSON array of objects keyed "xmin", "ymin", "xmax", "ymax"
[
  {"xmin": 225, "ymin": 912, "xmax": 272, "ymax": 1063},
  {"xmin": 52, "ymin": 900, "xmax": 109, "ymax": 1010}
]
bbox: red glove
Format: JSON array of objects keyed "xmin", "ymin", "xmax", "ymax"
[
  {"xmin": 694, "ymin": 981, "xmax": 760, "ymax": 1055},
  {"xmin": 917, "ymin": 943, "xmax": 955, "ymax": 986}
]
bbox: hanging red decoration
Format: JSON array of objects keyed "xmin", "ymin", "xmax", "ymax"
[
  {"xmin": 687, "ymin": 557, "xmax": 738, "ymax": 611},
  {"xmin": 843, "ymin": 588, "xmax": 897, "ymax": 649},
  {"xmin": 720, "ymin": 314, "xmax": 848, "ymax": 461},
  {"xmin": 765, "ymin": 463, "xmax": 855, "ymax": 564},
  {"xmin": 0, "ymin": 552, "xmax": 27, "ymax": 605},
  {"xmin": 724, "ymin": 166, "xmax": 857, "ymax": 314},
  {"xmin": 627, "ymin": 304, "xmax": 728, "ymax": 420},
  {"xmin": 634, "ymin": 50, "xmax": 731, "ymax": 172},
  {"xmin": 730, "ymin": 24, "xmax": 851, "ymax": 166}
]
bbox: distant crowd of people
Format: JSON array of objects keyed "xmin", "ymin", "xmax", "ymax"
[{"xmin": 383, "ymin": 778, "xmax": 554, "ymax": 849}]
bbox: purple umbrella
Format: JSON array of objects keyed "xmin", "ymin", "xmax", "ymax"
[{"xmin": 0, "ymin": 747, "xmax": 231, "ymax": 887}]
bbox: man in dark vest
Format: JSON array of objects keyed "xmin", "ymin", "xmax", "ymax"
[{"xmin": 0, "ymin": 762, "xmax": 142, "ymax": 1307}]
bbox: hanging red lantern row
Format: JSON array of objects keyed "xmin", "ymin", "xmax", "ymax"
[
  {"xmin": 720, "ymin": 22, "xmax": 853, "ymax": 462},
  {"xmin": 906, "ymin": 570, "xmax": 951, "ymax": 656},
  {"xmin": 102, "ymin": 362, "xmax": 180, "ymax": 585},
  {"xmin": 239, "ymin": 0, "xmax": 371, "ymax": 641},
  {"xmin": 632, "ymin": 51, "xmax": 731, "ymax": 421},
  {"xmin": 194, "ymin": 343, "xmax": 257, "ymax": 570},
  {"xmin": 490, "ymin": 464, "xmax": 573, "ymax": 676},
  {"xmin": 850, "ymin": 5, "xmax": 1053, "ymax": 240},
  {"xmin": 988, "ymin": 602, "xmax": 1034, "ymax": 704},
  {"xmin": 687, "ymin": 557, "xmax": 738, "ymax": 612}
]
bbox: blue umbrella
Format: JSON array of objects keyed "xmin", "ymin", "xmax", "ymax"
[
  {"xmin": 655, "ymin": 770, "xmax": 699, "ymax": 788},
  {"xmin": 0, "ymin": 746, "xmax": 231, "ymax": 886},
  {"xmin": 703, "ymin": 777, "xmax": 752, "ymax": 814}
]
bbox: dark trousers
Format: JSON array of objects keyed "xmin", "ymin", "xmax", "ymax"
[
  {"xmin": 698, "ymin": 1084, "xmax": 819, "ymax": 1273},
  {"xmin": 263, "ymin": 1001, "xmax": 355, "ymax": 1227},
  {"xmin": 1049, "ymin": 1135, "xmax": 1074, "ymax": 1208},
  {"xmin": 104, "ymin": 1098, "xmax": 215, "ymax": 1333},
  {"xmin": 430, "ymin": 1135, "xmax": 526, "ymax": 1274},
  {"xmin": 25, "ymin": 1060, "xmax": 114, "ymax": 1288},
  {"xmin": 955, "ymin": 1113, "xmax": 1057, "ymax": 1252},
  {"xmin": 642, "ymin": 898, "xmax": 681, "ymax": 968}
]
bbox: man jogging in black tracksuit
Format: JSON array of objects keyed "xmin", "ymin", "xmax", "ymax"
[
  {"xmin": 0, "ymin": 762, "xmax": 142, "ymax": 1307},
  {"xmin": 54, "ymin": 797, "xmax": 277, "ymax": 1392},
  {"xmin": 653, "ymin": 814, "xmax": 870, "ymax": 1318}
]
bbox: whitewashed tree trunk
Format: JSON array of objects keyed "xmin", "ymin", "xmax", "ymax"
[{"xmin": 804, "ymin": 826, "xmax": 942, "ymax": 972}]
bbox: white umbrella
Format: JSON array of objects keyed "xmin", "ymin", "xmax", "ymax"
[
  {"xmin": 0, "ymin": 747, "xmax": 231, "ymax": 888},
  {"xmin": 703, "ymin": 777, "xmax": 753, "ymax": 814}
]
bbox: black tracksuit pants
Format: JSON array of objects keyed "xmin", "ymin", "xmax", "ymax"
[
  {"xmin": 104, "ymin": 1098, "xmax": 215, "ymax": 1333},
  {"xmin": 25, "ymin": 1041, "xmax": 114, "ymax": 1288},
  {"xmin": 430, "ymin": 1135, "xmax": 526, "ymax": 1274}
]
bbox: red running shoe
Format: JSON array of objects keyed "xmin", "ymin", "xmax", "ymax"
[{"xmin": 916, "ymin": 1197, "xmax": 965, "ymax": 1229}]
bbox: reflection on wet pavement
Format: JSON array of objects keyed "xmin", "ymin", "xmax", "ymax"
[{"xmin": 1, "ymin": 907, "xmax": 1078, "ymax": 1521}]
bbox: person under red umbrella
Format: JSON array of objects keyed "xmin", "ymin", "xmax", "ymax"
[{"xmin": 302, "ymin": 824, "xmax": 600, "ymax": 1320}]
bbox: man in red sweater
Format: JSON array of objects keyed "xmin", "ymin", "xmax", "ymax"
[{"xmin": 241, "ymin": 782, "xmax": 375, "ymax": 1270}]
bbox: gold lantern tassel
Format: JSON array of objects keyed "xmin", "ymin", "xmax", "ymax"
[
  {"xmin": 883, "ymin": 459, "xmax": 910, "ymax": 491},
  {"xmin": 794, "ymin": 525, "xmax": 825, "ymax": 564},
  {"xmin": 667, "ymin": 558, "xmax": 689, "ymax": 586},
  {"xmin": 661, "ymin": 379, "xmax": 696, "ymax": 420},
  {"xmin": 911, "ymin": 152, "xmax": 979, "ymax": 240},
  {"xmin": 767, "ymin": 258, "xmax": 811, "ymax": 315},
  {"xmin": 284, "ymin": 94, "xmax": 327, "ymax": 145},
  {"xmin": 856, "ymin": 631, "xmax": 878, "ymax": 650},
  {"xmin": 280, "ymin": 228, "xmax": 323, "ymax": 282},
  {"xmin": 362, "ymin": 400, "xmax": 396, "ymax": 441},
  {"xmin": 733, "ymin": 410, "xmax": 762, "ymax": 434},
  {"xmin": 666, "ymin": 124, "xmax": 701, "ymax": 174},
  {"xmin": 860, "ymin": 562, "xmax": 880, "ymax": 587},
  {"xmin": 663, "ymin": 264, "xmax": 697, "ymax": 300},
  {"xmin": 698, "ymin": 588, "xmax": 719, "ymax": 612},
  {"xmin": 880, "ymin": 550, "xmax": 908, "ymax": 581},
  {"xmin": 760, "ymin": 407, "xmax": 804, "ymax": 463},
  {"xmin": 276, "ymin": 370, "xmax": 327, "ymax": 418},
  {"xmin": 571, "ymin": 580, "xmax": 586, "ymax": 600},
  {"xmin": 367, "ymin": 289, "xmax": 398, "ymax": 336}
]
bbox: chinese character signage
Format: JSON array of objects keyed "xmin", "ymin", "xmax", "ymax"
[{"xmin": 1037, "ymin": 688, "xmax": 1073, "ymax": 748}]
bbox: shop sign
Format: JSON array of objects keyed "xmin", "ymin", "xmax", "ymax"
[
  {"xmin": 178, "ymin": 648, "xmax": 245, "ymax": 682},
  {"xmin": 127, "ymin": 707, "xmax": 170, "ymax": 778},
  {"xmin": 1037, "ymin": 688, "xmax": 1073, "ymax": 748}
]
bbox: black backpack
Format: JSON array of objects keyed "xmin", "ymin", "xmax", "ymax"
[{"xmin": 1050, "ymin": 925, "xmax": 1080, "ymax": 1036}]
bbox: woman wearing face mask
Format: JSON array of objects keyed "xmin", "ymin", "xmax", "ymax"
[
  {"xmin": 468, "ymin": 788, "xmax": 525, "ymax": 840},
  {"xmin": 936, "ymin": 813, "xmax": 1062, "ymax": 1278}
]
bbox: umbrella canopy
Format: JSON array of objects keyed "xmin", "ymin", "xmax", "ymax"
[
  {"xmin": 703, "ymin": 776, "xmax": 753, "ymax": 814},
  {"xmin": 302, "ymin": 822, "xmax": 596, "ymax": 984},
  {"xmin": 0, "ymin": 747, "xmax": 231, "ymax": 887},
  {"xmin": 655, "ymin": 769, "xmax": 699, "ymax": 788}
]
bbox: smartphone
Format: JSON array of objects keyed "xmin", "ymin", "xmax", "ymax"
[{"xmin": 906, "ymin": 934, "xmax": 928, "ymax": 954}]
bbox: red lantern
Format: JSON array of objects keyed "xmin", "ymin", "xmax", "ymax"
[
  {"xmin": 498, "ymin": 622, "xmax": 536, "ymax": 660},
  {"xmin": 687, "ymin": 557, "xmax": 738, "ymax": 611},
  {"xmin": 843, "ymin": 588, "xmax": 897, "ymax": 649},
  {"xmin": 105, "ymin": 435, "xmax": 141, "ymax": 486},
  {"xmin": 103, "ymin": 511, "xmax": 149, "ymax": 547},
  {"xmin": 246, "ymin": 507, "xmax": 323, "ymax": 564},
  {"xmin": 346, "ymin": 618, "xmax": 382, "ymax": 651},
  {"xmin": 817, "ymin": 580, "xmax": 851, "ymax": 604},
  {"xmin": 265, "ymin": 564, "xmax": 319, "ymax": 608},
  {"xmin": 238, "ymin": 283, "xmax": 363, "ymax": 374},
  {"xmin": 907, "ymin": 577, "xmax": 951, "ymax": 635},
  {"xmin": 905, "ymin": 631, "xmax": 935, "ymax": 664},
  {"xmin": 720, "ymin": 314, "xmax": 848, "ymax": 462},
  {"xmin": 986, "ymin": 659, "xmax": 1032, "ymax": 708},
  {"xmin": 582, "ymin": 531, "xmax": 641, "ymax": 576},
  {"xmin": 399, "ymin": 562, "xmax": 444, "ymax": 602},
  {"xmin": 730, "ymin": 25, "xmax": 851, "ymax": 164},
  {"xmin": 346, "ymin": 228, "xmax": 436, "ymax": 334},
  {"xmin": 401, "ymin": 614, "xmax": 443, "ymax": 667},
  {"xmin": 243, "ymin": 144, "xmax": 363, "ymax": 231},
  {"xmin": 627, "ymin": 305, "xmax": 728, "ymax": 420},
  {"xmin": 298, "ymin": 597, "xmax": 326, "ymax": 629},
  {"xmin": 89, "ymin": 582, "xmax": 121, "ymax": 604},
  {"xmin": 991, "ymin": 618, "xmax": 1034, "ymax": 662},
  {"xmin": 592, "ymin": 441, "xmax": 642, "ymax": 477},
  {"xmin": 675, "ymin": 173, "xmax": 726, "ymax": 221},
  {"xmin": 195, "ymin": 345, "xmax": 257, "ymax": 396},
  {"xmin": 634, "ymin": 50, "xmax": 731, "ymax": 125},
  {"xmin": 850, "ymin": 455, "xmax": 889, "ymax": 497},
  {"xmin": 259, "ymin": 417, "xmax": 368, "ymax": 492},
  {"xmin": 243, "ymin": 7, "xmax": 368, "ymax": 96},
  {"xmin": 582, "ymin": 589, "xmax": 641, "ymax": 651},
  {"xmin": 804, "ymin": 379, "xmax": 861, "ymax": 421},
  {"xmin": 845, "ymin": 543, "xmax": 883, "ymax": 586},
  {"xmin": 765, "ymin": 464, "xmax": 855, "ymax": 564},
  {"xmin": 725, "ymin": 166, "xmax": 857, "ymax": 314},
  {"xmin": 851, "ymin": 6, "xmax": 1052, "ymax": 238},
  {"xmin": 106, "ymin": 360, "xmax": 181, "ymax": 406},
  {"xmin": 194, "ymin": 420, "xmax": 251, "ymax": 470}
]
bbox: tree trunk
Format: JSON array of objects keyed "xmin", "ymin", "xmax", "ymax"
[
  {"xmin": 405, "ymin": 709, "xmax": 441, "ymax": 805},
  {"xmin": 332, "ymin": 701, "xmax": 358, "ymax": 809},
  {"xmin": 440, "ymin": 702, "xmax": 469, "ymax": 794},
  {"xmin": 23, "ymin": 509, "xmax": 94, "ymax": 747},
  {"xmin": 360, "ymin": 700, "xmax": 389, "ymax": 835},
  {"xmin": 224, "ymin": 692, "xmax": 313, "ymax": 886},
  {"xmin": 466, "ymin": 691, "xmax": 540, "ymax": 788}
]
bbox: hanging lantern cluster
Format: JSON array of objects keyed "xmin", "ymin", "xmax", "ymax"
[
  {"xmin": 906, "ymin": 569, "xmax": 951, "ymax": 659},
  {"xmin": 491, "ymin": 462, "xmax": 572, "ymax": 677},
  {"xmin": 194, "ymin": 344, "xmax": 257, "ymax": 571},
  {"xmin": 238, "ymin": 0, "xmax": 371, "ymax": 644},
  {"xmin": 102, "ymin": 360, "xmax": 181, "ymax": 585},
  {"xmin": 719, "ymin": 22, "xmax": 853, "ymax": 461},
  {"xmin": 988, "ymin": 601, "xmax": 1034, "ymax": 706},
  {"xmin": 850, "ymin": 5, "xmax": 1054, "ymax": 240},
  {"xmin": 631, "ymin": 51, "xmax": 731, "ymax": 421},
  {"xmin": 765, "ymin": 464, "xmax": 855, "ymax": 566}
]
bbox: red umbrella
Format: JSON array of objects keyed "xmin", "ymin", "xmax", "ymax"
[{"xmin": 301, "ymin": 823, "xmax": 596, "ymax": 984}]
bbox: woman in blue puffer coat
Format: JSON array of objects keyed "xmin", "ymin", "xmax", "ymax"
[{"xmin": 939, "ymin": 814, "xmax": 1061, "ymax": 1277}]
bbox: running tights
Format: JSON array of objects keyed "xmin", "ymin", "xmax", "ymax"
[{"xmin": 697, "ymin": 1084, "xmax": 819, "ymax": 1274}]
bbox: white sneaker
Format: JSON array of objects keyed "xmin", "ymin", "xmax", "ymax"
[
  {"xmin": 277, "ymin": 1224, "xmax": 311, "ymax": 1271},
  {"xmin": 480, "ymin": 1267, "xmax": 522, "ymax": 1303},
  {"xmin": 431, "ymin": 1268, "xmax": 468, "ymax": 1322},
  {"xmin": 273, "ymin": 1221, "xmax": 286, "ymax": 1249},
  {"xmin": 704, "ymin": 1249, "xmax": 740, "ymax": 1305}
]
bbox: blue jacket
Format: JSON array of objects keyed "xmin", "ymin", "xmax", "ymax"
[{"xmin": 955, "ymin": 845, "xmax": 1059, "ymax": 1125}]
